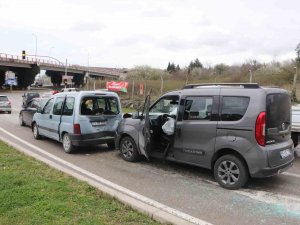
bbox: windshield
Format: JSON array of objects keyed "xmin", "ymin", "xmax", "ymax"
[{"xmin": 150, "ymin": 96, "xmax": 179, "ymax": 116}]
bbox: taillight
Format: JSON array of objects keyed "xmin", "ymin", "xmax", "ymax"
[
  {"xmin": 73, "ymin": 124, "xmax": 81, "ymax": 134},
  {"xmin": 255, "ymin": 112, "xmax": 266, "ymax": 146}
]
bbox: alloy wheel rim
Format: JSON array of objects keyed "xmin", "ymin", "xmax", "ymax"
[
  {"xmin": 217, "ymin": 160, "xmax": 240, "ymax": 185},
  {"xmin": 122, "ymin": 140, "xmax": 133, "ymax": 158}
]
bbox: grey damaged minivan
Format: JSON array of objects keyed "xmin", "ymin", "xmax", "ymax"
[{"xmin": 116, "ymin": 83, "xmax": 294, "ymax": 189}]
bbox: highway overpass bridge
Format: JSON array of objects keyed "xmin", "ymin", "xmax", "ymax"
[{"xmin": 0, "ymin": 53, "xmax": 123, "ymax": 88}]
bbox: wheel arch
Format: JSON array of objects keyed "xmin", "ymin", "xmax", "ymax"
[
  {"xmin": 211, "ymin": 148, "xmax": 250, "ymax": 173},
  {"xmin": 119, "ymin": 133, "xmax": 140, "ymax": 153}
]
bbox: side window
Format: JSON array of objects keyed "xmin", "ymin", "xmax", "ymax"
[
  {"xmin": 183, "ymin": 96, "xmax": 213, "ymax": 120},
  {"xmin": 62, "ymin": 97, "xmax": 75, "ymax": 116},
  {"xmin": 43, "ymin": 99, "xmax": 54, "ymax": 114},
  {"xmin": 53, "ymin": 97, "xmax": 65, "ymax": 115},
  {"xmin": 221, "ymin": 97, "xmax": 250, "ymax": 121}
]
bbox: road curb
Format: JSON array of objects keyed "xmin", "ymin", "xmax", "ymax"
[{"xmin": 0, "ymin": 129, "xmax": 212, "ymax": 225}]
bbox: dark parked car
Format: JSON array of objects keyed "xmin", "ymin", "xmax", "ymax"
[
  {"xmin": 22, "ymin": 92, "xmax": 40, "ymax": 107},
  {"xmin": 116, "ymin": 83, "xmax": 294, "ymax": 189},
  {"xmin": 19, "ymin": 97, "xmax": 49, "ymax": 127}
]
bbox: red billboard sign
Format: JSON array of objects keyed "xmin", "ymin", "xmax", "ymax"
[{"xmin": 106, "ymin": 81, "xmax": 128, "ymax": 93}]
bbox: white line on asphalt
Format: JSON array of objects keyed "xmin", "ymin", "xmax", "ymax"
[
  {"xmin": 0, "ymin": 127, "xmax": 212, "ymax": 225},
  {"xmin": 283, "ymin": 172, "xmax": 300, "ymax": 179}
]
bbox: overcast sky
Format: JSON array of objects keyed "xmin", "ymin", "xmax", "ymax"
[{"xmin": 0, "ymin": 0, "xmax": 299, "ymax": 69}]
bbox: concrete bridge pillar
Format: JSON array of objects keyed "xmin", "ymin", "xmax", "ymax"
[
  {"xmin": 13, "ymin": 65, "xmax": 40, "ymax": 89},
  {"xmin": 0, "ymin": 70, "xmax": 6, "ymax": 87},
  {"xmin": 46, "ymin": 70, "xmax": 62, "ymax": 87}
]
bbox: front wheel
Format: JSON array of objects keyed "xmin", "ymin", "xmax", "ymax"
[
  {"xmin": 32, "ymin": 123, "xmax": 41, "ymax": 140},
  {"xmin": 120, "ymin": 136, "xmax": 139, "ymax": 162},
  {"xmin": 213, "ymin": 154, "xmax": 249, "ymax": 190},
  {"xmin": 19, "ymin": 113, "xmax": 25, "ymax": 126},
  {"xmin": 62, "ymin": 133, "xmax": 75, "ymax": 154}
]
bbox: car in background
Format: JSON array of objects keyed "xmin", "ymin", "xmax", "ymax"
[
  {"xmin": 0, "ymin": 95, "xmax": 11, "ymax": 114},
  {"xmin": 19, "ymin": 97, "xmax": 49, "ymax": 127},
  {"xmin": 22, "ymin": 92, "xmax": 40, "ymax": 107},
  {"xmin": 61, "ymin": 88, "xmax": 79, "ymax": 92},
  {"xmin": 41, "ymin": 92, "xmax": 54, "ymax": 98},
  {"xmin": 32, "ymin": 91, "xmax": 122, "ymax": 153},
  {"xmin": 2, "ymin": 78, "xmax": 18, "ymax": 89}
]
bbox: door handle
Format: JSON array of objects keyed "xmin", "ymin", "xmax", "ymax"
[{"xmin": 49, "ymin": 115, "xmax": 52, "ymax": 119}]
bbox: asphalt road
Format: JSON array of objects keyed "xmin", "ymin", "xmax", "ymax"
[{"xmin": 1, "ymin": 91, "xmax": 300, "ymax": 225}]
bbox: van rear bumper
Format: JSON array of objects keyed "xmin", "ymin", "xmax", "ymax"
[
  {"xmin": 69, "ymin": 131, "xmax": 116, "ymax": 146},
  {"xmin": 251, "ymin": 158, "xmax": 294, "ymax": 178}
]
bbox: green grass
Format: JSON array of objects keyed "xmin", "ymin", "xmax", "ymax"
[{"xmin": 0, "ymin": 141, "xmax": 161, "ymax": 225}]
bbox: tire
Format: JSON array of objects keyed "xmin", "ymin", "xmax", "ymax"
[
  {"xmin": 19, "ymin": 113, "xmax": 25, "ymax": 126},
  {"xmin": 32, "ymin": 123, "xmax": 41, "ymax": 140},
  {"xmin": 120, "ymin": 136, "xmax": 140, "ymax": 162},
  {"xmin": 107, "ymin": 141, "xmax": 115, "ymax": 149},
  {"xmin": 62, "ymin": 133, "xmax": 75, "ymax": 154},
  {"xmin": 8, "ymin": 111, "xmax": 11, "ymax": 114},
  {"xmin": 213, "ymin": 154, "xmax": 249, "ymax": 190}
]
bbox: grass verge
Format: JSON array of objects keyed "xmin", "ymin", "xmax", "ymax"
[{"xmin": 0, "ymin": 141, "xmax": 161, "ymax": 225}]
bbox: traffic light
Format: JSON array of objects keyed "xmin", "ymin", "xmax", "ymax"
[{"xmin": 22, "ymin": 50, "xmax": 26, "ymax": 59}]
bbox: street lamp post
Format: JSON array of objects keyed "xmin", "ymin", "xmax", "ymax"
[{"xmin": 32, "ymin": 33, "xmax": 37, "ymax": 61}]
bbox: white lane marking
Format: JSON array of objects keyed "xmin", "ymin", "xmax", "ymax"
[
  {"xmin": 283, "ymin": 172, "xmax": 300, "ymax": 179},
  {"xmin": 0, "ymin": 127, "xmax": 212, "ymax": 225}
]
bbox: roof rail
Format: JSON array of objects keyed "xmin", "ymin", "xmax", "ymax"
[{"xmin": 183, "ymin": 83, "xmax": 260, "ymax": 89}]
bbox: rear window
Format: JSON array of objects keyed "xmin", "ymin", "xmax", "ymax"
[
  {"xmin": 221, "ymin": 97, "xmax": 250, "ymax": 121},
  {"xmin": 266, "ymin": 94, "xmax": 291, "ymax": 130},
  {"xmin": 0, "ymin": 96, "xmax": 8, "ymax": 101},
  {"xmin": 80, "ymin": 96, "xmax": 119, "ymax": 115}
]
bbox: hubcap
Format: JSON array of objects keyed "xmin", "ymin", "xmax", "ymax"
[
  {"xmin": 121, "ymin": 140, "xmax": 134, "ymax": 158},
  {"xmin": 217, "ymin": 160, "xmax": 240, "ymax": 185},
  {"xmin": 63, "ymin": 135, "xmax": 70, "ymax": 151}
]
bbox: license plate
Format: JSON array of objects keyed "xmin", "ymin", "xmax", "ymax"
[
  {"xmin": 280, "ymin": 149, "xmax": 291, "ymax": 159},
  {"xmin": 91, "ymin": 121, "xmax": 106, "ymax": 126}
]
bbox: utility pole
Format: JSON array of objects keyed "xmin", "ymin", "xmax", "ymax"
[
  {"xmin": 131, "ymin": 80, "xmax": 135, "ymax": 99},
  {"xmin": 32, "ymin": 33, "xmax": 37, "ymax": 61},
  {"xmin": 65, "ymin": 59, "xmax": 68, "ymax": 88},
  {"xmin": 292, "ymin": 67, "xmax": 298, "ymax": 102},
  {"xmin": 160, "ymin": 74, "xmax": 164, "ymax": 95},
  {"xmin": 249, "ymin": 69, "xmax": 253, "ymax": 83}
]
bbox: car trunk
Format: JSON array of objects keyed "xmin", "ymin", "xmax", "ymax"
[{"xmin": 265, "ymin": 93, "xmax": 293, "ymax": 167}]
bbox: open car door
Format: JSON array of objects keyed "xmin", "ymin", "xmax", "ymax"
[{"xmin": 138, "ymin": 90, "xmax": 152, "ymax": 159}]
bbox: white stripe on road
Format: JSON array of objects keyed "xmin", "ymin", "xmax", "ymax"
[
  {"xmin": 283, "ymin": 172, "xmax": 300, "ymax": 179},
  {"xmin": 0, "ymin": 127, "xmax": 212, "ymax": 225}
]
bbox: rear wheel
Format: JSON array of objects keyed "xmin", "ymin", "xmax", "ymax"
[
  {"xmin": 120, "ymin": 136, "xmax": 139, "ymax": 162},
  {"xmin": 32, "ymin": 123, "xmax": 41, "ymax": 140},
  {"xmin": 62, "ymin": 133, "xmax": 75, "ymax": 154},
  {"xmin": 214, "ymin": 154, "xmax": 248, "ymax": 190},
  {"xmin": 19, "ymin": 113, "xmax": 25, "ymax": 126}
]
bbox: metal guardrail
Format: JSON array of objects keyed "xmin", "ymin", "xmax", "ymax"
[{"xmin": 0, "ymin": 53, "xmax": 120, "ymax": 77}]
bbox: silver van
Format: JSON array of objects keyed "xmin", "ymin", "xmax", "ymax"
[
  {"xmin": 116, "ymin": 83, "xmax": 294, "ymax": 189},
  {"xmin": 32, "ymin": 91, "xmax": 122, "ymax": 153}
]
